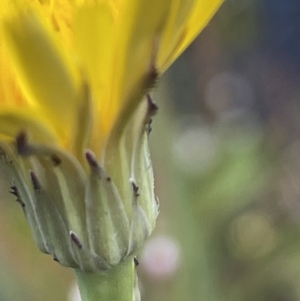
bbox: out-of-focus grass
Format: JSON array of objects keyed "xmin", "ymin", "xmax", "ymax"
[
  {"xmin": 138, "ymin": 2, "xmax": 300, "ymax": 299},
  {"xmin": 139, "ymin": 73, "xmax": 300, "ymax": 301}
]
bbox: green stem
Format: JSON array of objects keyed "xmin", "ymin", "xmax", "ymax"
[{"xmin": 75, "ymin": 260, "xmax": 136, "ymax": 301}]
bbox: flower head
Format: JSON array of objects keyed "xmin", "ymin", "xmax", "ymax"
[{"xmin": 0, "ymin": 0, "xmax": 223, "ymax": 272}]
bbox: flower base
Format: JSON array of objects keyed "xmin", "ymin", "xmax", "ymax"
[{"xmin": 75, "ymin": 259, "xmax": 137, "ymax": 301}]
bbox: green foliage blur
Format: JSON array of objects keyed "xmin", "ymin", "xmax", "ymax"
[
  {"xmin": 2, "ymin": 1, "xmax": 300, "ymax": 300},
  {"xmin": 141, "ymin": 1, "xmax": 300, "ymax": 300}
]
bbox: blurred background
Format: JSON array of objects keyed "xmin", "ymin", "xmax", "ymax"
[{"xmin": 2, "ymin": 0, "xmax": 300, "ymax": 300}]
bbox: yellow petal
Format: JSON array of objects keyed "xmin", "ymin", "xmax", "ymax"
[
  {"xmin": 158, "ymin": 0, "xmax": 224, "ymax": 71},
  {"xmin": 3, "ymin": 10, "xmax": 78, "ymax": 140},
  {"xmin": 157, "ymin": 0, "xmax": 195, "ymax": 70},
  {"xmin": 74, "ymin": 3, "xmax": 115, "ymax": 146},
  {"xmin": 75, "ymin": 0, "xmax": 169, "ymax": 153},
  {"xmin": 0, "ymin": 49, "xmax": 26, "ymax": 107},
  {"xmin": 75, "ymin": 4, "xmax": 114, "ymax": 103},
  {"xmin": 107, "ymin": 0, "xmax": 168, "ymax": 132},
  {"xmin": 0, "ymin": 107, "xmax": 58, "ymax": 144}
]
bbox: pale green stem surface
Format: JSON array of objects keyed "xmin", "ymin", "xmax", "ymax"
[{"xmin": 75, "ymin": 260, "xmax": 135, "ymax": 301}]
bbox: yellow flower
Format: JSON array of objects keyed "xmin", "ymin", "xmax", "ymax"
[{"xmin": 0, "ymin": 0, "xmax": 223, "ymax": 272}]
